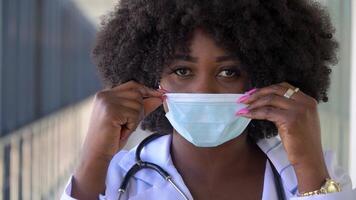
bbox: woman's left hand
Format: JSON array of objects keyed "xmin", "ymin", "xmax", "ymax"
[{"xmin": 237, "ymin": 82, "xmax": 330, "ymax": 193}]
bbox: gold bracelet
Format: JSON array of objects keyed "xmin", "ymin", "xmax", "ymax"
[{"xmin": 299, "ymin": 178, "xmax": 342, "ymax": 197}]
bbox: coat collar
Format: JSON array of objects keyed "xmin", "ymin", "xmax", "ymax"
[
  {"xmin": 257, "ymin": 136, "xmax": 298, "ymax": 195},
  {"xmin": 118, "ymin": 134, "xmax": 174, "ymax": 186},
  {"xmin": 118, "ymin": 134, "xmax": 194, "ymax": 199},
  {"xmin": 117, "ymin": 134, "xmax": 298, "ymax": 197}
]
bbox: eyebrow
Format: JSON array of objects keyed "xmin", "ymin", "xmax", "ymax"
[
  {"xmin": 173, "ymin": 54, "xmax": 239, "ymax": 63},
  {"xmin": 215, "ymin": 55, "xmax": 239, "ymax": 62}
]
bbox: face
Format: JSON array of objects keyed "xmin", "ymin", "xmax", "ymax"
[{"xmin": 160, "ymin": 28, "xmax": 249, "ymax": 111}]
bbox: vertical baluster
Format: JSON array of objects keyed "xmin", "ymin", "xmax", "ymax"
[
  {"xmin": 31, "ymin": 125, "xmax": 39, "ymax": 200},
  {"xmin": 41, "ymin": 119, "xmax": 48, "ymax": 199},
  {"xmin": 54, "ymin": 115, "xmax": 60, "ymax": 198},
  {"xmin": 0, "ymin": 140, "xmax": 4, "ymax": 200},
  {"xmin": 21, "ymin": 131, "xmax": 32, "ymax": 200},
  {"xmin": 48, "ymin": 116, "xmax": 54, "ymax": 198},
  {"xmin": 10, "ymin": 136, "xmax": 19, "ymax": 200}
]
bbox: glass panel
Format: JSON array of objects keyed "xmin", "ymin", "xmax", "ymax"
[{"xmin": 317, "ymin": 0, "xmax": 352, "ymax": 173}]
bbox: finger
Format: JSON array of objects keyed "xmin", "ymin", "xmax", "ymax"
[
  {"xmin": 112, "ymin": 88, "xmax": 164, "ymax": 107},
  {"xmin": 243, "ymin": 84, "xmax": 301, "ymax": 104},
  {"xmin": 112, "ymin": 92, "xmax": 164, "ymax": 117},
  {"xmin": 111, "ymin": 105, "xmax": 142, "ymax": 127},
  {"xmin": 111, "ymin": 106, "xmax": 141, "ymax": 141},
  {"xmin": 113, "ymin": 90, "xmax": 146, "ymax": 103},
  {"xmin": 237, "ymin": 106, "xmax": 286, "ymax": 123},
  {"xmin": 143, "ymin": 97, "xmax": 163, "ymax": 117},
  {"xmin": 118, "ymin": 97, "xmax": 163, "ymax": 139},
  {"xmin": 112, "ymin": 80, "xmax": 164, "ymax": 98},
  {"xmin": 120, "ymin": 127, "xmax": 133, "ymax": 141},
  {"xmin": 280, "ymin": 82, "xmax": 316, "ymax": 104},
  {"xmin": 119, "ymin": 122, "xmax": 139, "ymax": 142},
  {"xmin": 112, "ymin": 97, "xmax": 143, "ymax": 111},
  {"xmin": 247, "ymin": 94, "xmax": 296, "ymax": 111},
  {"xmin": 124, "ymin": 116, "xmax": 141, "ymax": 135},
  {"xmin": 279, "ymin": 82, "xmax": 307, "ymax": 101},
  {"xmin": 111, "ymin": 80, "xmax": 142, "ymax": 90},
  {"xmin": 280, "ymin": 82, "xmax": 297, "ymax": 90}
]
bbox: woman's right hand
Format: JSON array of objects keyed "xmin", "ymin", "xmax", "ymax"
[
  {"xmin": 83, "ymin": 80, "xmax": 164, "ymax": 161},
  {"xmin": 72, "ymin": 81, "xmax": 164, "ymax": 199}
]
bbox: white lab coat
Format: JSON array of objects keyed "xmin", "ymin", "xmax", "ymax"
[{"xmin": 61, "ymin": 134, "xmax": 356, "ymax": 200}]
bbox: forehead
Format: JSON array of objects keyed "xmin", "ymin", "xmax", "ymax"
[
  {"xmin": 173, "ymin": 28, "xmax": 238, "ymax": 61},
  {"xmin": 172, "ymin": 54, "xmax": 239, "ymax": 63}
]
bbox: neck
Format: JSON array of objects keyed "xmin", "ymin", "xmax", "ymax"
[{"xmin": 170, "ymin": 130, "xmax": 265, "ymax": 180}]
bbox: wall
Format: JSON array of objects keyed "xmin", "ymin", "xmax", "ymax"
[
  {"xmin": 0, "ymin": 0, "xmax": 101, "ymax": 136},
  {"xmin": 316, "ymin": 0, "xmax": 352, "ymax": 183},
  {"xmin": 350, "ymin": 0, "xmax": 356, "ymax": 187}
]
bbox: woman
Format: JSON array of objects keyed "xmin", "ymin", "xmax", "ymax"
[{"xmin": 62, "ymin": 0, "xmax": 355, "ymax": 199}]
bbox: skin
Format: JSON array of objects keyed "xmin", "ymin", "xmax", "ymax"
[{"xmin": 72, "ymin": 28, "xmax": 329, "ymax": 199}]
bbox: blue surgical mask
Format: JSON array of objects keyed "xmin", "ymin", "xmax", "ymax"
[{"xmin": 164, "ymin": 93, "xmax": 251, "ymax": 147}]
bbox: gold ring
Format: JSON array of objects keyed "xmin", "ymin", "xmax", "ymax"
[{"xmin": 283, "ymin": 87, "xmax": 299, "ymax": 99}]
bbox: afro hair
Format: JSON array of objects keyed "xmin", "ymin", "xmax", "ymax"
[{"xmin": 92, "ymin": 0, "xmax": 338, "ymax": 141}]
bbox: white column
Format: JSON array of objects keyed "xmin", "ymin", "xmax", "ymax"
[{"xmin": 350, "ymin": 0, "xmax": 356, "ymax": 188}]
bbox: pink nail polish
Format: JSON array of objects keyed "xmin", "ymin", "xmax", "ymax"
[
  {"xmin": 237, "ymin": 94, "xmax": 250, "ymax": 103},
  {"xmin": 158, "ymin": 86, "xmax": 169, "ymax": 92},
  {"xmin": 235, "ymin": 108, "xmax": 249, "ymax": 116},
  {"xmin": 157, "ymin": 89, "xmax": 167, "ymax": 94},
  {"xmin": 245, "ymin": 88, "xmax": 257, "ymax": 95},
  {"xmin": 162, "ymin": 88, "xmax": 169, "ymax": 92},
  {"xmin": 160, "ymin": 95, "xmax": 167, "ymax": 101}
]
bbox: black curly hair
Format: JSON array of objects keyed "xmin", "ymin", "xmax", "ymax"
[{"xmin": 92, "ymin": 0, "xmax": 338, "ymax": 141}]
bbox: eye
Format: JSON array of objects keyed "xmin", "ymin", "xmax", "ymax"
[
  {"xmin": 218, "ymin": 68, "xmax": 240, "ymax": 78},
  {"xmin": 173, "ymin": 67, "xmax": 192, "ymax": 77}
]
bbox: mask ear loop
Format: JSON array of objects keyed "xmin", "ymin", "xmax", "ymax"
[
  {"xmin": 156, "ymin": 79, "xmax": 162, "ymax": 90},
  {"xmin": 157, "ymin": 80, "xmax": 169, "ymax": 93},
  {"xmin": 157, "ymin": 81, "xmax": 166, "ymax": 103}
]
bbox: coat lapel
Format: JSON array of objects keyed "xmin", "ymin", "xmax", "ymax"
[
  {"xmin": 117, "ymin": 134, "xmax": 193, "ymax": 200},
  {"xmin": 257, "ymin": 136, "xmax": 298, "ymax": 197},
  {"xmin": 115, "ymin": 134, "xmax": 298, "ymax": 200}
]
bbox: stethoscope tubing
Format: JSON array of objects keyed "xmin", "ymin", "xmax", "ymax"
[{"xmin": 117, "ymin": 134, "xmax": 286, "ymax": 200}]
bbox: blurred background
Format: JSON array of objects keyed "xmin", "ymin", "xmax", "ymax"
[{"xmin": 0, "ymin": 0, "xmax": 355, "ymax": 199}]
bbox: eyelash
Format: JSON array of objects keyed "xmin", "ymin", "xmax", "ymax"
[
  {"xmin": 172, "ymin": 67, "xmax": 192, "ymax": 77},
  {"xmin": 169, "ymin": 66, "xmax": 241, "ymax": 78}
]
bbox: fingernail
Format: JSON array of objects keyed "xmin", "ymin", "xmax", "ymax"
[
  {"xmin": 235, "ymin": 108, "xmax": 249, "ymax": 116},
  {"xmin": 245, "ymin": 88, "xmax": 257, "ymax": 95},
  {"xmin": 157, "ymin": 89, "xmax": 167, "ymax": 94},
  {"xmin": 237, "ymin": 94, "xmax": 250, "ymax": 103},
  {"xmin": 160, "ymin": 95, "xmax": 167, "ymax": 101},
  {"xmin": 158, "ymin": 85, "xmax": 169, "ymax": 92}
]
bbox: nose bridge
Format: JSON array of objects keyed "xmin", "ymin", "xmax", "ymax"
[{"xmin": 190, "ymin": 72, "xmax": 219, "ymax": 93}]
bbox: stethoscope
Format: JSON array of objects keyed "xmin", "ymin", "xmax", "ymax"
[{"xmin": 117, "ymin": 134, "xmax": 286, "ymax": 200}]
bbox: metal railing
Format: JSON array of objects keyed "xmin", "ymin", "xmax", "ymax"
[{"xmin": 0, "ymin": 97, "xmax": 93, "ymax": 200}]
